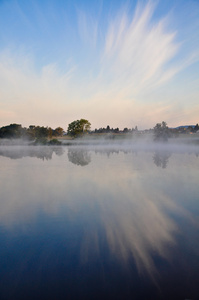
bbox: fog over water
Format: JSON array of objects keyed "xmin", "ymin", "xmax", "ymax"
[{"xmin": 0, "ymin": 143, "xmax": 199, "ymax": 299}]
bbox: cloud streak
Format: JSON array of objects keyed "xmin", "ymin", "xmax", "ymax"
[
  {"xmin": 0, "ymin": 0, "xmax": 198, "ymax": 129},
  {"xmin": 101, "ymin": 2, "xmax": 178, "ymax": 93}
]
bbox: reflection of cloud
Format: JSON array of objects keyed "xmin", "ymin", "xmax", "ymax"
[
  {"xmin": 0, "ymin": 148, "xmax": 199, "ymax": 283},
  {"xmin": 81, "ymin": 184, "xmax": 178, "ymax": 282}
]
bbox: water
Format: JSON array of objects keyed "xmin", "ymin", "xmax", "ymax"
[{"xmin": 0, "ymin": 145, "xmax": 199, "ymax": 299}]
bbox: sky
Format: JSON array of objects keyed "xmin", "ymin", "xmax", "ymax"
[{"xmin": 0, "ymin": 0, "xmax": 199, "ymax": 130}]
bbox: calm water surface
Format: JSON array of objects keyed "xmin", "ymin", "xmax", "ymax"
[{"xmin": 0, "ymin": 145, "xmax": 199, "ymax": 299}]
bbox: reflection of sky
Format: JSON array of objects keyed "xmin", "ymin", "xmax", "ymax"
[{"xmin": 0, "ymin": 148, "xmax": 199, "ymax": 283}]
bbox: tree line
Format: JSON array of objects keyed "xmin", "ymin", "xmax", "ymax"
[
  {"xmin": 0, "ymin": 124, "xmax": 64, "ymax": 139},
  {"xmin": 153, "ymin": 122, "xmax": 199, "ymax": 141},
  {"xmin": 0, "ymin": 120, "xmax": 198, "ymax": 141},
  {"xmin": 66, "ymin": 119, "xmax": 139, "ymax": 136}
]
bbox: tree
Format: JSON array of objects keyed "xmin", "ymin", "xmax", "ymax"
[
  {"xmin": 54, "ymin": 127, "xmax": 64, "ymax": 137},
  {"xmin": 0, "ymin": 124, "xmax": 23, "ymax": 138},
  {"xmin": 48, "ymin": 127, "xmax": 53, "ymax": 139},
  {"xmin": 106, "ymin": 125, "xmax": 110, "ymax": 132},
  {"xmin": 154, "ymin": 121, "xmax": 169, "ymax": 141},
  {"xmin": 35, "ymin": 126, "xmax": 49, "ymax": 138},
  {"xmin": 114, "ymin": 127, "xmax": 119, "ymax": 133},
  {"xmin": 194, "ymin": 123, "xmax": 199, "ymax": 132},
  {"xmin": 67, "ymin": 119, "xmax": 91, "ymax": 137}
]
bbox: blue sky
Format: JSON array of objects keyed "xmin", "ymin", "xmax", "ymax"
[{"xmin": 0, "ymin": 0, "xmax": 199, "ymax": 130}]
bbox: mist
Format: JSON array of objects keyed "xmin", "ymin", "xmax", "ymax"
[{"xmin": 0, "ymin": 134, "xmax": 199, "ymax": 162}]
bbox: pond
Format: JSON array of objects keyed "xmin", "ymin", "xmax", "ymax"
[{"xmin": 0, "ymin": 144, "xmax": 199, "ymax": 299}]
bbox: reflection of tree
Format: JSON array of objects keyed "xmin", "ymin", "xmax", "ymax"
[
  {"xmin": 68, "ymin": 149, "xmax": 91, "ymax": 166},
  {"xmin": 0, "ymin": 146, "xmax": 64, "ymax": 160},
  {"xmin": 53, "ymin": 147, "xmax": 64, "ymax": 157},
  {"xmin": 153, "ymin": 151, "xmax": 171, "ymax": 168},
  {"xmin": 94, "ymin": 149, "xmax": 120, "ymax": 158}
]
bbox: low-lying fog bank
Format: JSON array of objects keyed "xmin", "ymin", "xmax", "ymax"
[
  {"xmin": 0, "ymin": 133, "xmax": 199, "ymax": 149},
  {"xmin": 0, "ymin": 138, "xmax": 199, "ymax": 161},
  {"xmin": 0, "ymin": 139, "xmax": 31, "ymax": 146}
]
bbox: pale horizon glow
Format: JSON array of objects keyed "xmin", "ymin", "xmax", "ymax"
[{"xmin": 0, "ymin": 0, "xmax": 199, "ymax": 130}]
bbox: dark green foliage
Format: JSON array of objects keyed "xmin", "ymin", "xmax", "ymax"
[
  {"xmin": 53, "ymin": 127, "xmax": 64, "ymax": 137},
  {"xmin": 33, "ymin": 138, "xmax": 62, "ymax": 146},
  {"xmin": 34, "ymin": 126, "xmax": 49, "ymax": 138},
  {"xmin": 27, "ymin": 125, "xmax": 36, "ymax": 140},
  {"xmin": 67, "ymin": 119, "xmax": 91, "ymax": 137},
  {"xmin": 48, "ymin": 139, "xmax": 62, "ymax": 145},
  {"xmin": 27, "ymin": 126, "xmax": 64, "ymax": 139},
  {"xmin": 48, "ymin": 127, "xmax": 53, "ymax": 139},
  {"xmin": 0, "ymin": 124, "xmax": 23, "ymax": 138},
  {"xmin": 94, "ymin": 126, "xmax": 120, "ymax": 133},
  {"xmin": 0, "ymin": 124, "xmax": 65, "ymax": 141},
  {"xmin": 33, "ymin": 137, "xmax": 48, "ymax": 145}
]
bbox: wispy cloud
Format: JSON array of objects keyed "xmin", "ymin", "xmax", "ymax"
[
  {"xmin": 77, "ymin": 9, "xmax": 99, "ymax": 48},
  {"xmin": 101, "ymin": 2, "xmax": 179, "ymax": 93},
  {"xmin": 80, "ymin": 1, "xmax": 199, "ymax": 127},
  {"xmin": 0, "ymin": 0, "xmax": 198, "ymax": 129}
]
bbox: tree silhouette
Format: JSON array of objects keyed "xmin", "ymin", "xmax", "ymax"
[{"xmin": 154, "ymin": 121, "xmax": 169, "ymax": 142}]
